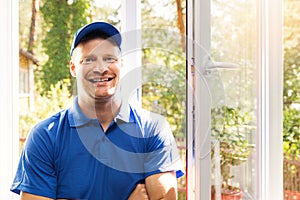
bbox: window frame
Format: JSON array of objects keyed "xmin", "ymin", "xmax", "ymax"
[
  {"xmin": 0, "ymin": 0, "xmax": 20, "ymax": 199},
  {"xmin": 258, "ymin": 0, "xmax": 283, "ymax": 199},
  {"xmin": 186, "ymin": 0, "xmax": 283, "ymax": 199}
]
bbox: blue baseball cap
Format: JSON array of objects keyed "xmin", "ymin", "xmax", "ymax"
[{"xmin": 70, "ymin": 22, "xmax": 121, "ymax": 56}]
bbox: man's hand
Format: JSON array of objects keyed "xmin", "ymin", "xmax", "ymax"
[{"xmin": 128, "ymin": 183, "xmax": 149, "ymax": 200}]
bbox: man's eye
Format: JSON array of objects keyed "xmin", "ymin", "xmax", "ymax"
[
  {"xmin": 104, "ymin": 57, "xmax": 117, "ymax": 63},
  {"xmin": 81, "ymin": 57, "xmax": 96, "ymax": 64}
]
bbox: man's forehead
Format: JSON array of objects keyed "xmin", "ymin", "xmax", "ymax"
[{"xmin": 74, "ymin": 39, "xmax": 120, "ymax": 56}]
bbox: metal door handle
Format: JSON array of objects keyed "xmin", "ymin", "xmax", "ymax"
[{"xmin": 206, "ymin": 61, "xmax": 240, "ymax": 70}]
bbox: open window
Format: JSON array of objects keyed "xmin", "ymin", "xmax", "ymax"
[{"xmin": 1, "ymin": 0, "xmax": 283, "ymax": 199}]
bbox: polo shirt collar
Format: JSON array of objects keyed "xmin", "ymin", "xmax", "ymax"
[
  {"xmin": 68, "ymin": 97, "xmax": 134, "ymax": 127},
  {"xmin": 114, "ymin": 100, "xmax": 134, "ymax": 123}
]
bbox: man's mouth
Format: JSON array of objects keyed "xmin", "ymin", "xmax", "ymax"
[{"xmin": 89, "ymin": 77, "xmax": 114, "ymax": 83}]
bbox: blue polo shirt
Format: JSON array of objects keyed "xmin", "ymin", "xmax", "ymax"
[{"xmin": 11, "ymin": 97, "xmax": 184, "ymax": 199}]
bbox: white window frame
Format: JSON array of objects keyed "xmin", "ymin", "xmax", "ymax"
[
  {"xmin": 187, "ymin": 0, "xmax": 212, "ymax": 199},
  {"xmin": 259, "ymin": 0, "xmax": 283, "ymax": 199},
  {"xmin": 187, "ymin": 0, "xmax": 283, "ymax": 199},
  {"xmin": 0, "ymin": 0, "xmax": 20, "ymax": 199},
  {"xmin": 121, "ymin": 0, "xmax": 142, "ymax": 105}
]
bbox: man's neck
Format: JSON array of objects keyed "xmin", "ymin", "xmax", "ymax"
[{"xmin": 78, "ymin": 96, "xmax": 121, "ymax": 131}]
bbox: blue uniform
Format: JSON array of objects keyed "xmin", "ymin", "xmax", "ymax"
[{"xmin": 11, "ymin": 97, "xmax": 184, "ymax": 199}]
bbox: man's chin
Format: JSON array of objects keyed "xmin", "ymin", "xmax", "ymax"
[
  {"xmin": 93, "ymin": 87, "xmax": 121, "ymax": 102},
  {"xmin": 93, "ymin": 94, "xmax": 114, "ymax": 101}
]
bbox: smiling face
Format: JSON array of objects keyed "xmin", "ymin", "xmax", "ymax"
[{"xmin": 70, "ymin": 38, "xmax": 122, "ymax": 103}]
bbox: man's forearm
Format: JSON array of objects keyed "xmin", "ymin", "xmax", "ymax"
[
  {"xmin": 156, "ymin": 187, "xmax": 177, "ymax": 200},
  {"xmin": 145, "ymin": 172, "xmax": 177, "ymax": 200}
]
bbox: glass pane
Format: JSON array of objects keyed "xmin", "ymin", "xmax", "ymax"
[
  {"xmin": 141, "ymin": 0, "xmax": 186, "ymax": 199},
  {"xmin": 91, "ymin": 1, "xmax": 121, "ymax": 26},
  {"xmin": 283, "ymin": 0, "xmax": 300, "ymax": 198},
  {"xmin": 210, "ymin": 0, "xmax": 258, "ymax": 199}
]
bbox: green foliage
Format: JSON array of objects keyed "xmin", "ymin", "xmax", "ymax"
[
  {"xmin": 283, "ymin": 0, "xmax": 300, "ymax": 157},
  {"xmin": 141, "ymin": 46, "xmax": 186, "ymax": 138},
  {"xmin": 90, "ymin": 2, "xmax": 120, "ymax": 26},
  {"xmin": 283, "ymin": 106, "xmax": 300, "ymax": 155},
  {"xmin": 283, "ymin": 44, "xmax": 300, "ymax": 106},
  {"xmin": 211, "ymin": 106, "xmax": 254, "ymax": 189},
  {"xmin": 140, "ymin": 0, "xmax": 186, "ymax": 138},
  {"xmin": 38, "ymin": 0, "xmax": 91, "ymax": 94},
  {"xmin": 177, "ymin": 191, "xmax": 186, "ymax": 200},
  {"xmin": 19, "ymin": 79, "xmax": 73, "ymax": 140},
  {"xmin": 141, "ymin": 0, "xmax": 178, "ymax": 30}
]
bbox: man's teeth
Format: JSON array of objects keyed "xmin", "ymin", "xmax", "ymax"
[
  {"xmin": 99, "ymin": 78, "xmax": 109, "ymax": 82},
  {"xmin": 93, "ymin": 78, "xmax": 110, "ymax": 82}
]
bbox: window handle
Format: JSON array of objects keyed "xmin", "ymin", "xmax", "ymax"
[
  {"xmin": 203, "ymin": 56, "xmax": 240, "ymax": 75},
  {"xmin": 206, "ymin": 61, "xmax": 240, "ymax": 70}
]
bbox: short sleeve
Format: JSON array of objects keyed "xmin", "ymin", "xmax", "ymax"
[
  {"xmin": 10, "ymin": 123, "xmax": 57, "ymax": 198},
  {"xmin": 144, "ymin": 116, "xmax": 185, "ymax": 178}
]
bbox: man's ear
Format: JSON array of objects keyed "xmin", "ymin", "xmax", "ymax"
[{"xmin": 70, "ymin": 60, "xmax": 76, "ymax": 77}]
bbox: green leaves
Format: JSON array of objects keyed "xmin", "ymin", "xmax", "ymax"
[
  {"xmin": 283, "ymin": 0, "xmax": 300, "ymax": 157},
  {"xmin": 283, "ymin": 106, "xmax": 300, "ymax": 155},
  {"xmin": 19, "ymin": 79, "xmax": 73, "ymax": 141},
  {"xmin": 38, "ymin": 0, "xmax": 91, "ymax": 94},
  {"xmin": 211, "ymin": 106, "xmax": 254, "ymax": 186}
]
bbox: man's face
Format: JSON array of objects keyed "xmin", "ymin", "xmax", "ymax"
[{"xmin": 70, "ymin": 38, "xmax": 122, "ymax": 101}]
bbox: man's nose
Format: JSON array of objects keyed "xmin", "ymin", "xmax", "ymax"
[{"xmin": 93, "ymin": 59, "xmax": 108, "ymax": 73}]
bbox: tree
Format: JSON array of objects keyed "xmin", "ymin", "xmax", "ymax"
[
  {"xmin": 27, "ymin": 0, "xmax": 38, "ymax": 54},
  {"xmin": 38, "ymin": 0, "xmax": 92, "ymax": 94},
  {"xmin": 175, "ymin": 0, "xmax": 186, "ymax": 52},
  {"xmin": 141, "ymin": 0, "xmax": 186, "ymax": 137},
  {"xmin": 19, "ymin": 0, "xmax": 33, "ymax": 49}
]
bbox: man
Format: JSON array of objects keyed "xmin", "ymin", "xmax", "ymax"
[{"xmin": 11, "ymin": 22, "xmax": 184, "ymax": 200}]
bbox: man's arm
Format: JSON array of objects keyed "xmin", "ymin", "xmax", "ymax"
[
  {"xmin": 21, "ymin": 192, "xmax": 68, "ymax": 200},
  {"xmin": 145, "ymin": 171, "xmax": 177, "ymax": 200},
  {"xmin": 21, "ymin": 192, "xmax": 53, "ymax": 200},
  {"xmin": 128, "ymin": 184, "xmax": 149, "ymax": 200}
]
